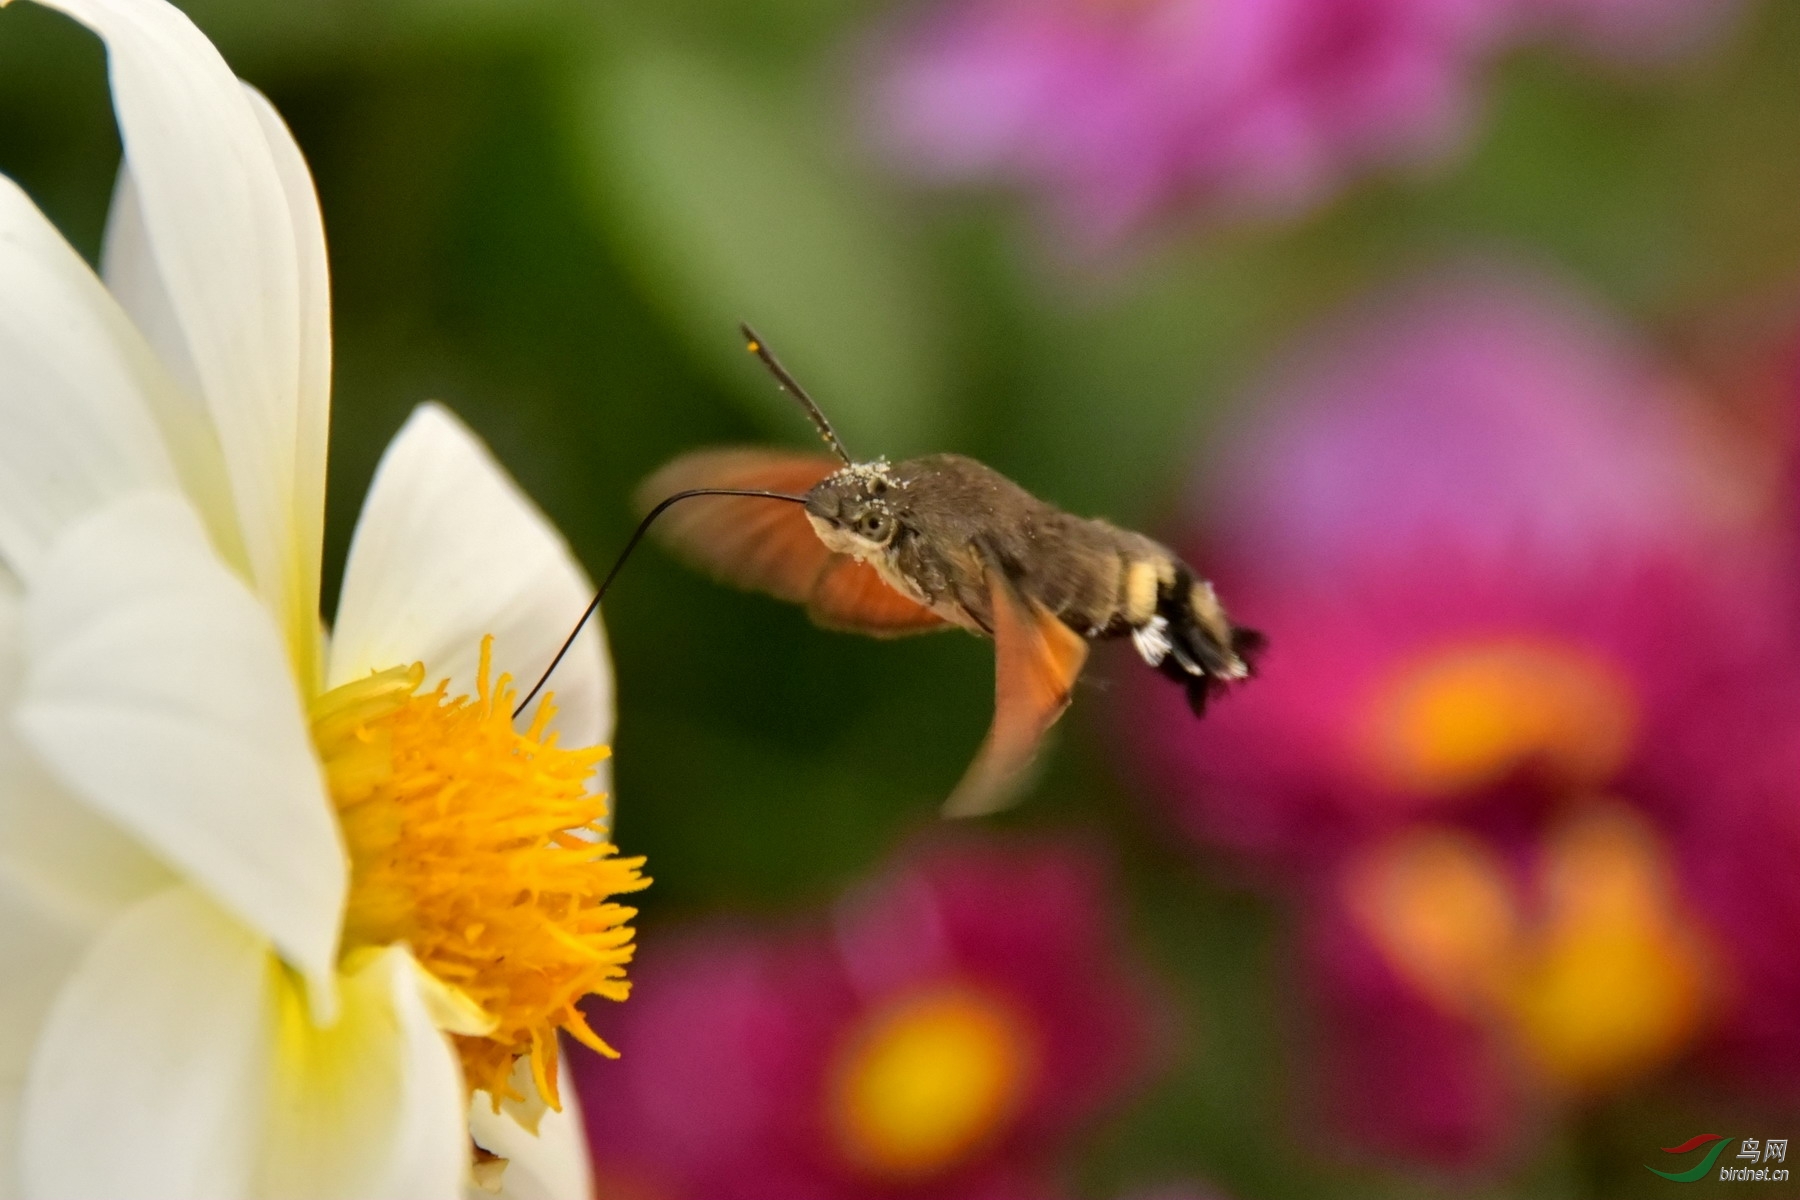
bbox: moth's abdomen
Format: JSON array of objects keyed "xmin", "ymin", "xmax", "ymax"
[
  {"xmin": 1122, "ymin": 555, "xmax": 1262, "ymax": 717},
  {"xmin": 977, "ymin": 508, "xmax": 1260, "ymax": 717}
]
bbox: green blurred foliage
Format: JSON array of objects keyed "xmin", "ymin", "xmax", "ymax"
[{"xmin": 3, "ymin": 1, "xmax": 1800, "ymax": 1196}]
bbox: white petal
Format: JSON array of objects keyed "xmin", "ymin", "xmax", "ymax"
[
  {"xmin": 100, "ymin": 167, "xmax": 203, "ymax": 409},
  {"xmin": 0, "ymin": 172, "xmax": 186, "ymax": 579},
  {"xmin": 243, "ymin": 83, "xmax": 332, "ymax": 693},
  {"xmin": 254, "ymin": 946, "xmax": 468, "ymax": 1200},
  {"xmin": 0, "ymin": 825, "xmax": 164, "ymax": 1129},
  {"xmin": 330, "ymin": 404, "xmax": 614, "ymax": 752},
  {"xmin": 0, "ymin": 874, "xmax": 93, "ymax": 1088},
  {"xmin": 38, "ymin": 0, "xmax": 326, "ymax": 671},
  {"xmin": 409, "ymin": 961, "xmax": 498, "ymax": 1039},
  {"xmin": 20, "ymin": 886, "xmax": 275, "ymax": 1200},
  {"xmin": 0, "ymin": 571, "xmax": 169, "ymax": 926},
  {"xmin": 0, "ymin": 876, "xmax": 144, "ymax": 1200},
  {"xmin": 99, "ymin": 168, "xmax": 250, "ymax": 573},
  {"xmin": 0, "ymin": 1083, "xmax": 19, "ymax": 1200},
  {"xmin": 0, "ymin": 725, "xmax": 167, "ymax": 929},
  {"xmin": 15, "ymin": 493, "xmax": 345, "ymax": 1007},
  {"xmin": 467, "ymin": 1056, "xmax": 594, "ymax": 1200}
]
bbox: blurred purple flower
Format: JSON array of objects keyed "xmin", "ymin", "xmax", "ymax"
[
  {"xmin": 1118, "ymin": 265, "xmax": 1800, "ymax": 1163},
  {"xmin": 870, "ymin": 0, "xmax": 1736, "ymax": 247},
  {"xmin": 1133, "ymin": 268, "xmax": 1782, "ymax": 868},
  {"xmin": 574, "ymin": 836, "xmax": 1165, "ymax": 1200}
]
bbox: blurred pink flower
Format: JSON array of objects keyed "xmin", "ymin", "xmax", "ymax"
[
  {"xmin": 871, "ymin": 0, "xmax": 1736, "ymax": 246},
  {"xmin": 1668, "ymin": 683, "xmax": 1800, "ymax": 1086},
  {"xmin": 1296, "ymin": 800, "xmax": 1720, "ymax": 1164},
  {"xmin": 1133, "ymin": 268, "xmax": 1784, "ymax": 868},
  {"xmin": 573, "ymin": 836, "xmax": 1165, "ymax": 1200},
  {"xmin": 1118, "ymin": 266, "xmax": 1800, "ymax": 1163}
]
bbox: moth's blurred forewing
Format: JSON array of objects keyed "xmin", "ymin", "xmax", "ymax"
[
  {"xmin": 637, "ymin": 448, "xmax": 842, "ymax": 603},
  {"xmin": 941, "ymin": 563, "xmax": 1088, "ymax": 818},
  {"xmin": 808, "ymin": 556, "xmax": 947, "ymax": 637}
]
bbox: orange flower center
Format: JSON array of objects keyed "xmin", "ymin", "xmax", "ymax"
[
  {"xmin": 310, "ymin": 636, "xmax": 648, "ymax": 1110},
  {"xmin": 1365, "ymin": 639, "xmax": 1638, "ymax": 799}
]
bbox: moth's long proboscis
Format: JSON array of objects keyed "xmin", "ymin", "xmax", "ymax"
[{"xmin": 513, "ymin": 488, "xmax": 810, "ymax": 719}]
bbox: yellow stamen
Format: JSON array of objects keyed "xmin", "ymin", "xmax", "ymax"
[
  {"xmin": 311, "ymin": 636, "xmax": 649, "ymax": 1110},
  {"xmin": 827, "ymin": 984, "xmax": 1036, "ymax": 1180}
]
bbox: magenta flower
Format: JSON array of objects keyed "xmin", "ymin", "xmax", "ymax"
[
  {"xmin": 1295, "ymin": 800, "xmax": 1720, "ymax": 1165},
  {"xmin": 1133, "ymin": 267, "xmax": 1782, "ymax": 869},
  {"xmin": 1119, "ymin": 266, "xmax": 1800, "ymax": 1163},
  {"xmin": 1668, "ymin": 684, "xmax": 1800, "ymax": 1087},
  {"xmin": 871, "ymin": 0, "xmax": 1737, "ymax": 246},
  {"xmin": 573, "ymin": 836, "xmax": 1165, "ymax": 1200}
]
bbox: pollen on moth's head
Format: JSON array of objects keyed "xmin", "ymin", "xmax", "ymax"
[{"xmin": 311, "ymin": 636, "xmax": 649, "ymax": 1110}]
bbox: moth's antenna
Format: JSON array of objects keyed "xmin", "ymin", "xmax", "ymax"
[
  {"xmin": 514, "ymin": 487, "xmax": 809, "ymax": 718},
  {"xmin": 740, "ymin": 323, "xmax": 853, "ymax": 466}
]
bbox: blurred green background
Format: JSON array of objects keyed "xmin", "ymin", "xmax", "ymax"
[{"xmin": 4, "ymin": 1, "xmax": 1800, "ymax": 1195}]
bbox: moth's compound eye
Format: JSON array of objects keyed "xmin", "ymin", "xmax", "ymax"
[{"xmin": 859, "ymin": 512, "xmax": 891, "ymax": 540}]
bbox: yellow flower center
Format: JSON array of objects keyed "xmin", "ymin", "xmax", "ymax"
[
  {"xmin": 1508, "ymin": 805, "xmax": 1712, "ymax": 1089},
  {"xmin": 1342, "ymin": 828, "xmax": 1519, "ymax": 1017},
  {"xmin": 1344, "ymin": 804, "xmax": 1711, "ymax": 1091},
  {"xmin": 310, "ymin": 636, "xmax": 648, "ymax": 1110},
  {"xmin": 827, "ymin": 984, "xmax": 1036, "ymax": 1180},
  {"xmin": 1365, "ymin": 640, "xmax": 1638, "ymax": 799}
]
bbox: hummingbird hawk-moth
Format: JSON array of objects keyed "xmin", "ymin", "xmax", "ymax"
[{"xmin": 517, "ymin": 327, "xmax": 1261, "ymax": 817}]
